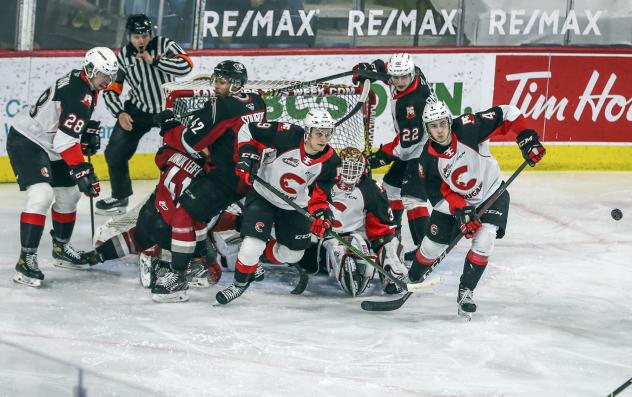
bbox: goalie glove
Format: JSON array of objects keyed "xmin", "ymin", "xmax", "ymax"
[
  {"xmin": 377, "ymin": 236, "xmax": 409, "ymax": 294},
  {"xmin": 454, "ymin": 205, "xmax": 481, "ymax": 239},
  {"xmin": 516, "ymin": 129, "xmax": 546, "ymax": 167},
  {"xmin": 80, "ymin": 120, "xmax": 101, "ymax": 156},
  {"xmin": 70, "ymin": 162, "xmax": 100, "ymax": 197},
  {"xmin": 235, "ymin": 152, "xmax": 260, "ymax": 187},
  {"xmin": 310, "ymin": 208, "xmax": 334, "ymax": 238}
]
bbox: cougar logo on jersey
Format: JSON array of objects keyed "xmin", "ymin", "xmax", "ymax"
[
  {"xmin": 464, "ymin": 182, "xmax": 483, "ymax": 199},
  {"xmin": 279, "ymin": 173, "xmax": 305, "ymax": 196},
  {"xmin": 430, "ymin": 224, "xmax": 438, "ymax": 235},
  {"xmin": 451, "ymin": 165, "xmax": 477, "ymax": 190},
  {"xmin": 282, "ymin": 157, "xmax": 299, "ymax": 167},
  {"xmin": 406, "ymin": 106, "xmax": 416, "ymax": 120},
  {"xmin": 246, "ymin": 103, "xmax": 255, "ymax": 110},
  {"xmin": 40, "ymin": 167, "xmax": 49, "ymax": 178},
  {"xmin": 255, "ymin": 222, "xmax": 265, "ymax": 232}
]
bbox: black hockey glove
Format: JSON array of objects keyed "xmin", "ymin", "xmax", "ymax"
[
  {"xmin": 235, "ymin": 152, "xmax": 261, "ymax": 186},
  {"xmin": 70, "ymin": 162, "xmax": 100, "ymax": 197},
  {"xmin": 367, "ymin": 146, "xmax": 394, "ymax": 169},
  {"xmin": 454, "ymin": 205, "xmax": 481, "ymax": 239},
  {"xmin": 80, "ymin": 120, "xmax": 101, "ymax": 156},
  {"xmin": 310, "ymin": 208, "xmax": 334, "ymax": 238},
  {"xmin": 352, "ymin": 60, "xmax": 388, "ymax": 85},
  {"xmin": 516, "ymin": 129, "xmax": 546, "ymax": 167},
  {"xmin": 155, "ymin": 109, "xmax": 181, "ymax": 136}
]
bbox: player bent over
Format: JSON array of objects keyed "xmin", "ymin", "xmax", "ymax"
[
  {"xmin": 90, "ymin": 146, "xmax": 210, "ymax": 303},
  {"xmin": 408, "ymin": 100, "xmax": 546, "ymax": 319},
  {"xmin": 7, "ymin": 47, "xmax": 117, "ymax": 287},
  {"xmin": 353, "ymin": 53, "xmax": 433, "ymax": 252},
  {"xmin": 215, "ymin": 110, "xmax": 341, "ymax": 305},
  {"xmin": 309, "ymin": 147, "xmax": 409, "ymax": 296}
]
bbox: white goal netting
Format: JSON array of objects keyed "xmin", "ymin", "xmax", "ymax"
[{"xmin": 161, "ymin": 76, "xmax": 377, "ymax": 153}]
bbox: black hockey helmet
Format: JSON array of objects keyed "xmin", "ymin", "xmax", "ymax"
[
  {"xmin": 213, "ymin": 60, "xmax": 248, "ymax": 88},
  {"xmin": 126, "ymin": 14, "xmax": 153, "ymax": 35}
]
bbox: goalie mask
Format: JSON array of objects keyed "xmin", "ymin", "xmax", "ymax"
[
  {"xmin": 213, "ymin": 60, "xmax": 248, "ymax": 95},
  {"xmin": 422, "ymin": 98, "xmax": 452, "ymax": 142},
  {"xmin": 337, "ymin": 147, "xmax": 366, "ymax": 192},
  {"xmin": 325, "ymin": 233, "xmax": 376, "ymax": 297}
]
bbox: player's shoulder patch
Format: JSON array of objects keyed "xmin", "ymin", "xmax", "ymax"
[{"xmin": 458, "ymin": 113, "xmax": 476, "ymax": 126}]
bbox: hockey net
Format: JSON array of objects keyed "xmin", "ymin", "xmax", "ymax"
[
  {"xmin": 94, "ymin": 78, "xmax": 377, "ymax": 246},
  {"xmin": 161, "ymin": 76, "xmax": 377, "ymax": 153}
]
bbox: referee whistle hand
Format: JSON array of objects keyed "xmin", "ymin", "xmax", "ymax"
[{"xmin": 118, "ymin": 112, "xmax": 133, "ymax": 131}]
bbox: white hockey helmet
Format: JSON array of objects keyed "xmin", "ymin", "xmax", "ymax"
[
  {"xmin": 304, "ymin": 109, "xmax": 335, "ymax": 141},
  {"xmin": 387, "ymin": 53, "xmax": 415, "ymax": 78},
  {"xmin": 337, "ymin": 147, "xmax": 366, "ymax": 192},
  {"xmin": 422, "ymin": 98, "xmax": 452, "ymax": 137},
  {"xmin": 84, "ymin": 47, "xmax": 118, "ymax": 79}
]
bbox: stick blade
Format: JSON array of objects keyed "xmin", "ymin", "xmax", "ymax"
[{"xmin": 361, "ymin": 292, "xmax": 412, "ymax": 312}]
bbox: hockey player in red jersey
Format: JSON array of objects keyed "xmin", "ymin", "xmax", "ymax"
[
  {"xmin": 6, "ymin": 47, "xmax": 118, "ymax": 287},
  {"xmin": 408, "ymin": 99, "xmax": 546, "ymax": 319},
  {"xmin": 90, "ymin": 145, "xmax": 212, "ymax": 303},
  {"xmin": 353, "ymin": 53, "xmax": 433, "ymax": 253},
  {"xmin": 316, "ymin": 147, "xmax": 410, "ymax": 296},
  {"xmin": 215, "ymin": 109, "xmax": 341, "ymax": 304},
  {"xmin": 159, "ymin": 60, "xmax": 267, "ymax": 223}
]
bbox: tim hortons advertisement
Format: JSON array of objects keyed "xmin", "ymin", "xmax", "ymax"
[{"xmin": 493, "ymin": 54, "xmax": 632, "ymax": 143}]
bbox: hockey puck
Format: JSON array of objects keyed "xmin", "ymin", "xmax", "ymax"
[{"xmin": 611, "ymin": 208, "xmax": 623, "ymax": 221}]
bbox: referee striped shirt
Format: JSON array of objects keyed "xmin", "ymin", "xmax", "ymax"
[{"xmin": 103, "ymin": 36, "xmax": 193, "ymax": 116}]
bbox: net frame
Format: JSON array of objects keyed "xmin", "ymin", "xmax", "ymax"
[{"xmin": 161, "ymin": 77, "xmax": 377, "ymax": 154}]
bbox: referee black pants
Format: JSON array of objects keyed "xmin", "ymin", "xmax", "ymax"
[{"xmin": 104, "ymin": 102, "xmax": 157, "ymax": 199}]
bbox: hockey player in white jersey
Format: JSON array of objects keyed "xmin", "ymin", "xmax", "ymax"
[
  {"xmin": 316, "ymin": 147, "xmax": 409, "ymax": 296},
  {"xmin": 215, "ymin": 109, "xmax": 341, "ymax": 305},
  {"xmin": 6, "ymin": 47, "xmax": 118, "ymax": 287},
  {"xmin": 408, "ymin": 99, "xmax": 546, "ymax": 319}
]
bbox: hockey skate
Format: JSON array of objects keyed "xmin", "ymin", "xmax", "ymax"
[
  {"xmin": 139, "ymin": 253, "xmax": 169, "ymax": 289},
  {"xmin": 457, "ymin": 287, "xmax": 477, "ymax": 321},
  {"xmin": 13, "ymin": 251, "xmax": 44, "ymax": 287},
  {"xmin": 95, "ymin": 196, "xmax": 128, "ymax": 215},
  {"xmin": 254, "ymin": 264, "xmax": 265, "ymax": 282},
  {"xmin": 151, "ymin": 269, "xmax": 189, "ymax": 303},
  {"xmin": 52, "ymin": 232, "xmax": 92, "ymax": 270},
  {"xmin": 215, "ymin": 281, "xmax": 250, "ymax": 305},
  {"xmin": 186, "ymin": 257, "xmax": 210, "ymax": 288}
]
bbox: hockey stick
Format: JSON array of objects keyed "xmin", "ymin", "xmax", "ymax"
[
  {"xmin": 253, "ymin": 175, "xmax": 422, "ymax": 292},
  {"xmin": 361, "ymin": 160, "xmax": 530, "ymax": 312},
  {"xmin": 88, "ymin": 154, "xmax": 95, "ymax": 240},
  {"xmin": 334, "ymin": 81, "xmax": 371, "ymax": 128},
  {"xmin": 270, "ymin": 69, "xmax": 387, "ymax": 96},
  {"xmin": 608, "ymin": 376, "xmax": 632, "ymax": 397},
  {"xmin": 290, "ymin": 264, "xmax": 309, "ymax": 295}
]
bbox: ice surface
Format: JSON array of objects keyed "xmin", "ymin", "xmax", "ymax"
[{"xmin": 1, "ymin": 172, "xmax": 631, "ymax": 397}]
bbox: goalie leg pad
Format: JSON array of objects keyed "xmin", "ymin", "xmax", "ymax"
[{"xmin": 324, "ymin": 234, "xmax": 375, "ymax": 296}]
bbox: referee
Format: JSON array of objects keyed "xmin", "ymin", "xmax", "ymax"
[{"xmin": 97, "ymin": 14, "xmax": 193, "ymax": 214}]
